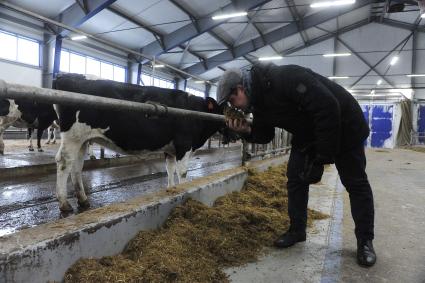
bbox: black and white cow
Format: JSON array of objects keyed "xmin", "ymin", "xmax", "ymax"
[
  {"xmin": 53, "ymin": 74, "xmax": 224, "ymax": 212},
  {"xmin": 45, "ymin": 120, "xmax": 59, "ymax": 144},
  {"xmin": 0, "ymin": 99, "xmax": 57, "ymax": 154},
  {"xmin": 27, "ymin": 120, "xmax": 59, "ymax": 152}
]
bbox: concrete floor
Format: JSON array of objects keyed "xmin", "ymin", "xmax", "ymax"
[{"xmin": 227, "ymin": 148, "xmax": 425, "ymax": 283}]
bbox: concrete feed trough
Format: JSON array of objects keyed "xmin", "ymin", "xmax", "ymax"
[{"xmin": 0, "ymin": 155, "xmax": 287, "ymax": 283}]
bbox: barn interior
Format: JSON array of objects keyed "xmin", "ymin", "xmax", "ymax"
[{"xmin": 0, "ymin": 0, "xmax": 424, "ymax": 282}]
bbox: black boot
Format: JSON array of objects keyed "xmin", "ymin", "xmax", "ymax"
[
  {"xmin": 357, "ymin": 239, "xmax": 376, "ymax": 267},
  {"xmin": 274, "ymin": 230, "xmax": 306, "ymax": 248}
]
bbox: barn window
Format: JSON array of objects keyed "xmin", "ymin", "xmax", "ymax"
[
  {"xmin": 113, "ymin": 66, "xmax": 126, "ymax": 82},
  {"xmin": 86, "ymin": 57, "xmax": 100, "ymax": 77},
  {"xmin": 60, "ymin": 50, "xmax": 70, "ymax": 72},
  {"xmin": 186, "ymin": 87, "xmax": 204, "ymax": 97},
  {"xmin": 60, "ymin": 49, "xmax": 126, "ymax": 82},
  {"xmin": 140, "ymin": 73, "xmax": 174, "ymax": 89},
  {"xmin": 69, "ymin": 53, "xmax": 86, "ymax": 74},
  {"xmin": 17, "ymin": 37, "xmax": 39, "ymax": 66},
  {"xmin": 100, "ymin": 62, "xmax": 114, "ymax": 80},
  {"xmin": 0, "ymin": 30, "xmax": 40, "ymax": 66},
  {"xmin": 0, "ymin": 32, "xmax": 17, "ymax": 61}
]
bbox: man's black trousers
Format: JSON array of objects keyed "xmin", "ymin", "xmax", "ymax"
[{"xmin": 286, "ymin": 144, "xmax": 375, "ymax": 240}]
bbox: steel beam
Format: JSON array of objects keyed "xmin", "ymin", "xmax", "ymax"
[
  {"xmin": 285, "ymin": 0, "xmax": 309, "ymax": 45},
  {"xmin": 411, "ymin": 31, "xmax": 417, "ymax": 91},
  {"xmin": 184, "ymin": 0, "xmax": 373, "ymax": 75},
  {"xmin": 313, "ymin": 23, "xmax": 398, "ymax": 88},
  {"xmin": 107, "ymin": 6, "xmax": 163, "ymax": 49},
  {"xmin": 349, "ymin": 33, "xmax": 413, "ymax": 88},
  {"xmin": 107, "ymin": 6, "xmax": 208, "ymax": 68},
  {"xmin": 141, "ymin": 0, "xmax": 272, "ymax": 61},
  {"xmin": 52, "ymin": 36, "xmax": 63, "ymax": 78},
  {"xmin": 208, "ymin": 19, "xmax": 370, "ymax": 81},
  {"xmin": 0, "ymin": 1, "xmax": 212, "ymax": 83},
  {"xmin": 55, "ymin": 0, "xmax": 117, "ymax": 37},
  {"xmin": 380, "ymin": 18, "xmax": 425, "ymax": 33},
  {"xmin": 338, "ymin": 38, "xmax": 395, "ymax": 87}
]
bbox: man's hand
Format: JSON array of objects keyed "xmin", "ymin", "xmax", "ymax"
[{"xmin": 225, "ymin": 118, "xmax": 251, "ymax": 134}]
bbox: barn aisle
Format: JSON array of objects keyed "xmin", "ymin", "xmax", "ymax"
[{"xmin": 227, "ymin": 148, "xmax": 425, "ymax": 283}]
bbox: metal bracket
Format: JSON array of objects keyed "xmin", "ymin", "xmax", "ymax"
[{"xmin": 144, "ymin": 101, "xmax": 168, "ymax": 119}]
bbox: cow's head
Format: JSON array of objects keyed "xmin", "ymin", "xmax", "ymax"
[
  {"xmin": 205, "ymin": 97, "xmax": 221, "ymax": 114},
  {"xmin": 195, "ymin": 97, "xmax": 240, "ymax": 149}
]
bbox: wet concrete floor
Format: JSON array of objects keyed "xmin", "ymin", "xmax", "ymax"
[{"xmin": 0, "ymin": 146, "xmax": 242, "ymax": 236}]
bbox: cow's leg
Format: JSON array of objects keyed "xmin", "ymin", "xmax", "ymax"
[
  {"xmin": 55, "ymin": 137, "xmax": 81, "ymax": 212},
  {"xmin": 176, "ymin": 150, "xmax": 192, "ymax": 184},
  {"xmin": 27, "ymin": 128, "xmax": 34, "ymax": 151},
  {"xmin": 88, "ymin": 142, "xmax": 96, "ymax": 160},
  {"xmin": 0, "ymin": 129, "xmax": 4, "ymax": 155},
  {"xmin": 165, "ymin": 153, "xmax": 177, "ymax": 187},
  {"xmin": 46, "ymin": 126, "xmax": 51, "ymax": 144},
  {"xmin": 52, "ymin": 127, "xmax": 56, "ymax": 144},
  {"xmin": 71, "ymin": 142, "xmax": 89, "ymax": 208},
  {"xmin": 37, "ymin": 128, "xmax": 43, "ymax": 152}
]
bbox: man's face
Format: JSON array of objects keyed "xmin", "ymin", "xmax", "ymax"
[{"xmin": 228, "ymin": 85, "xmax": 248, "ymax": 110}]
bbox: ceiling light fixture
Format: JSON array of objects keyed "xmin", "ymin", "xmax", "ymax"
[
  {"xmin": 407, "ymin": 74, "xmax": 425, "ymax": 77},
  {"xmin": 152, "ymin": 64, "xmax": 164, "ymax": 68},
  {"xmin": 70, "ymin": 35, "xmax": 87, "ymax": 40},
  {"xmin": 328, "ymin": 76, "xmax": 349, "ymax": 79},
  {"xmin": 377, "ymin": 79, "xmax": 382, "ymax": 85},
  {"xmin": 212, "ymin": 12, "xmax": 247, "ymax": 20},
  {"xmin": 258, "ymin": 56, "xmax": 283, "ymax": 61},
  {"xmin": 323, "ymin": 53, "xmax": 351, "ymax": 57},
  {"xmin": 390, "ymin": 56, "xmax": 399, "ymax": 65},
  {"xmin": 310, "ymin": 0, "xmax": 355, "ymax": 8}
]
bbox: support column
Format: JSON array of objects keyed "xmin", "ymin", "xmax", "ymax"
[
  {"xmin": 41, "ymin": 30, "xmax": 56, "ymax": 88},
  {"xmin": 52, "ymin": 35, "xmax": 62, "ymax": 80},
  {"xmin": 175, "ymin": 78, "xmax": 186, "ymax": 90},
  {"xmin": 205, "ymin": 83, "xmax": 211, "ymax": 98},
  {"xmin": 137, "ymin": 63, "xmax": 142, "ymax": 85},
  {"xmin": 126, "ymin": 61, "xmax": 133, "ymax": 83}
]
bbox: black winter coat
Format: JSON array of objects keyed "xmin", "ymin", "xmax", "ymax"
[{"xmin": 245, "ymin": 64, "xmax": 369, "ymax": 161}]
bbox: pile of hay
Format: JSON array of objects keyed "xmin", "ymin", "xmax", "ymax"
[
  {"xmin": 65, "ymin": 165, "xmax": 327, "ymax": 283},
  {"xmin": 223, "ymin": 106, "xmax": 245, "ymax": 120}
]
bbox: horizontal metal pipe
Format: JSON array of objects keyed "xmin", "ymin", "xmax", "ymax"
[
  {"xmin": 250, "ymin": 147, "xmax": 291, "ymax": 157},
  {"xmin": 0, "ymin": 80, "xmax": 253, "ymax": 124}
]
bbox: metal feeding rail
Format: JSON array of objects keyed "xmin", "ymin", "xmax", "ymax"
[{"xmin": 0, "ymin": 80, "xmax": 253, "ymax": 124}]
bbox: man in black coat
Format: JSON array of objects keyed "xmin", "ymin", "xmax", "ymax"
[{"xmin": 217, "ymin": 63, "xmax": 376, "ymax": 267}]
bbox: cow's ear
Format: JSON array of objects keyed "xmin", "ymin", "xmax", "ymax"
[{"xmin": 206, "ymin": 97, "xmax": 218, "ymax": 112}]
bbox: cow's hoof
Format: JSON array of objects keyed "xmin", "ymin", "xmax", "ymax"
[
  {"xmin": 46, "ymin": 142, "xmax": 50, "ymax": 145},
  {"xmin": 38, "ymin": 148, "xmax": 44, "ymax": 152},
  {"xmin": 89, "ymin": 155, "xmax": 96, "ymax": 160},
  {"xmin": 52, "ymin": 141, "xmax": 56, "ymax": 144},
  {"xmin": 0, "ymin": 151, "xmax": 3, "ymax": 155},
  {"xmin": 28, "ymin": 148, "xmax": 34, "ymax": 152},
  {"xmin": 59, "ymin": 201, "xmax": 73, "ymax": 212},
  {"xmin": 77, "ymin": 199, "xmax": 90, "ymax": 209}
]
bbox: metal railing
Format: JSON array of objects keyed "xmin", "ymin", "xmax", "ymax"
[
  {"xmin": 0, "ymin": 80, "xmax": 291, "ymax": 162},
  {"xmin": 410, "ymin": 131, "xmax": 425, "ymax": 145},
  {"xmin": 0, "ymin": 80, "xmax": 254, "ymax": 124}
]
